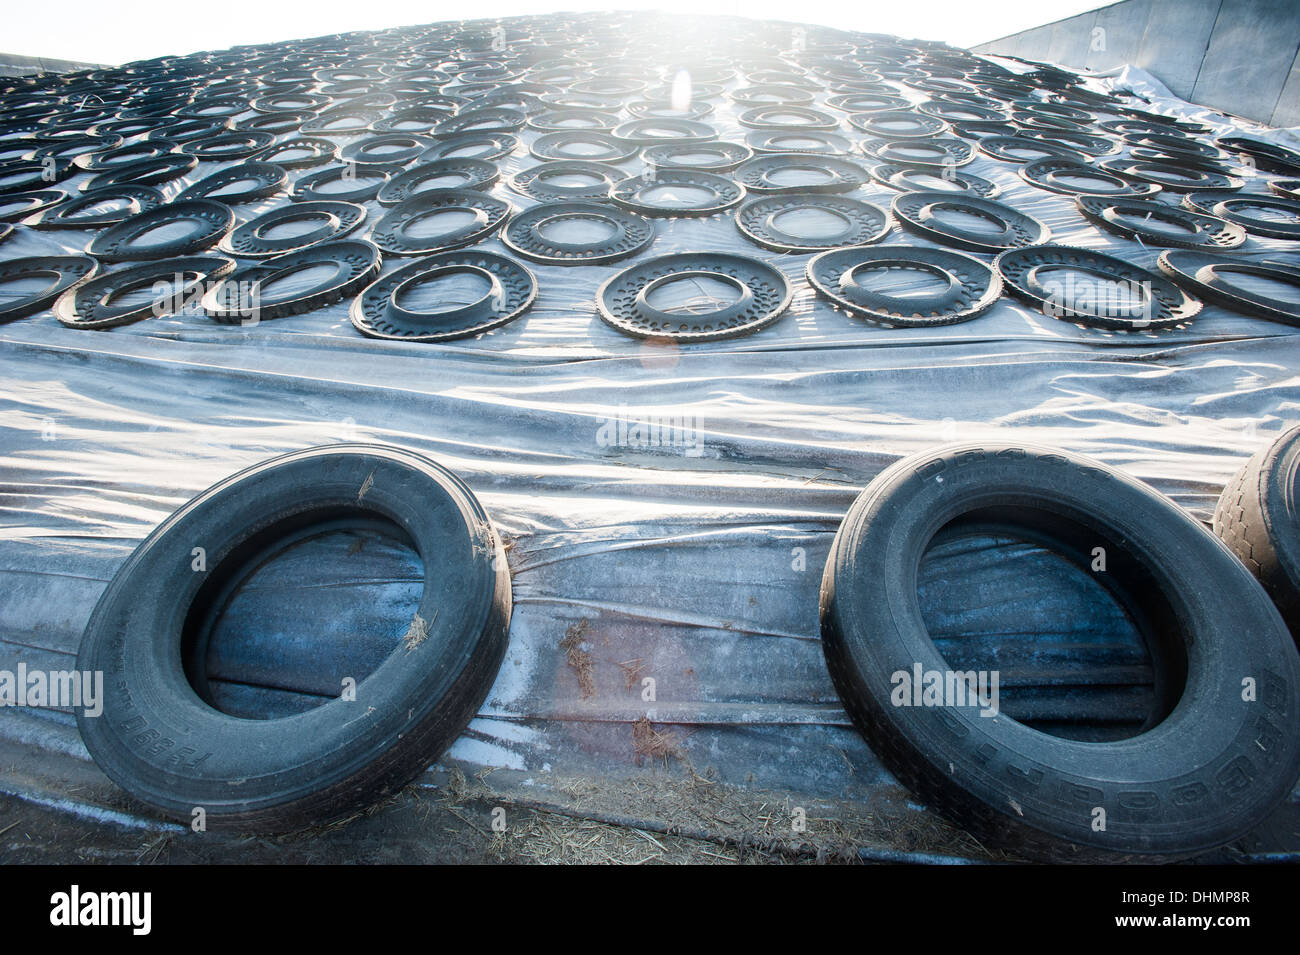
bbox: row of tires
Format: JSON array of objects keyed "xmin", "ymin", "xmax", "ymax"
[{"xmin": 74, "ymin": 432, "xmax": 1300, "ymax": 860}]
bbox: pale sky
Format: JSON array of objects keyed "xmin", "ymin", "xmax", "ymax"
[{"xmin": 4, "ymin": 1, "xmax": 1105, "ymax": 66}]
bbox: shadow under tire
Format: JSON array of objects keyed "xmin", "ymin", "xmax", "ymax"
[
  {"xmin": 1214, "ymin": 425, "xmax": 1300, "ymax": 643},
  {"xmin": 820, "ymin": 442, "xmax": 1300, "ymax": 861},
  {"xmin": 76, "ymin": 444, "xmax": 512, "ymax": 832}
]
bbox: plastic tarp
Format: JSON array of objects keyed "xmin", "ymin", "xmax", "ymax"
[{"xmin": 2, "ymin": 44, "xmax": 1299, "ymax": 856}]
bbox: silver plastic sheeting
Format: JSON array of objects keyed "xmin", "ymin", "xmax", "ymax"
[{"xmin": 2, "ymin": 48, "xmax": 1300, "ymax": 857}]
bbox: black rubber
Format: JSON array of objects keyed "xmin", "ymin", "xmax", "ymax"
[
  {"xmin": 916, "ymin": 100, "xmax": 1006, "ymax": 124},
  {"xmin": 732, "ymin": 84, "xmax": 817, "ymax": 107},
  {"xmin": 871, "ymin": 164, "xmax": 999, "ymax": 198},
  {"xmin": 848, "ymin": 110, "xmax": 947, "ymax": 139},
  {"xmin": 733, "ymin": 153, "xmax": 868, "ymax": 195},
  {"xmin": 1019, "ymin": 129, "xmax": 1118, "ymax": 159},
  {"xmin": 1097, "ymin": 158, "xmax": 1243, "ymax": 194},
  {"xmin": 88, "ymin": 200, "xmax": 235, "ymax": 262},
  {"xmin": 996, "ymin": 244, "xmax": 1202, "ymax": 330},
  {"xmin": 861, "ymin": 137, "xmax": 974, "ymax": 171},
  {"xmin": 1268, "ymin": 179, "xmax": 1300, "ymax": 201},
  {"xmin": 219, "ymin": 200, "xmax": 367, "ymax": 258},
  {"xmin": 1020, "ymin": 158, "xmax": 1162, "ymax": 198},
  {"xmin": 82, "ymin": 154, "xmax": 199, "ymax": 192},
  {"xmin": 735, "ymin": 193, "xmax": 889, "ymax": 253},
  {"xmin": 1127, "ymin": 149, "xmax": 1234, "ymax": 176},
  {"xmin": 239, "ymin": 111, "xmax": 313, "ymax": 136},
  {"xmin": 625, "ymin": 99, "xmax": 713, "ymax": 121},
  {"xmin": 185, "ymin": 131, "xmax": 277, "ymax": 162},
  {"xmin": 609, "ymin": 170, "xmax": 743, "ymax": 217},
  {"xmin": 287, "ymin": 163, "xmax": 400, "ymax": 203},
  {"xmin": 1157, "ymin": 250, "xmax": 1300, "ymax": 326},
  {"xmin": 433, "ymin": 107, "xmax": 527, "ymax": 138},
  {"xmin": 507, "ymin": 161, "xmax": 623, "ymax": 201},
  {"xmin": 826, "ymin": 92, "xmax": 910, "ymax": 113},
  {"xmin": 821, "ymin": 441, "xmax": 1300, "ymax": 860},
  {"xmin": 0, "ymin": 189, "xmax": 69, "ymax": 223},
  {"xmin": 73, "ymin": 140, "xmax": 178, "ymax": 171},
  {"xmin": 596, "ymin": 251, "xmax": 791, "ymax": 342},
  {"xmin": 376, "ymin": 159, "xmax": 499, "ymax": 206},
  {"xmin": 371, "ymin": 107, "xmax": 456, "ymax": 135},
  {"xmin": 29, "ymin": 134, "xmax": 125, "ymax": 164},
  {"xmin": 370, "ymin": 189, "xmax": 511, "ymax": 255},
  {"xmin": 807, "ymin": 245, "xmax": 1000, "ymax": 326},
  {"xmin": 1120, "ymin": 132, "xmax": 1226, "ymax": 162},
  {"xmin": 977, "ymin": 135, "xmax": 1087, "ymax": 165},
  {"xmin": 530, "ymin": 130, "xmax": 638, "ymax": 163},
  {"xmin": 250, "ymin": 91, "xmax": 331, "ymax": 114},
  {"xmin": 642, "ymin": 141, "xmax": 752, "ymax": 172},
  {"xmin": 1181, "ymin": 193, "xmax": 1300, "ymax": 241},
  {"xmin": 254, "ymin": 137, "xmax": 339, "ymax": 170},
  {"xmin": 300, "ymin": 108, "xmax": 384, "ymax": 136},
  {"xmin": 737, "ymin": 106, "xmax": 837, "ymax": 131},
  {"xmin": 0, "ymin": 161, "xmax": 72, "ymax": 194},
  {"xmin": 339, "ymin": 134, "xmax": 436, "ymax": 167},
  {"xmin": 1217, "ymin": 136, "xmax": 1300, "ymax": 177},
  {"xmin": 202, "ymin": 239, "xmax": 381, "ymax": 322},
  {"xmin": 54, "ymin": 255, "xmax": 237, "ymax": 329},
  {"xmin": 177, "ymin": 163, "xmax": 288, "ymax": 205},
  {"xmin": 611, "ymin": 118, "xmax": 717, "ymax": 146},
  {"xmin": 527, "ymin": 109, "xmax": 621, "ymax": 132},
  {"xmin": 745, "ymin": 129, "xmax": 853, "ymax": 155},
  {"xmin": 892, "ymin": 192, "xmax": 1049, "ymax": 254},
  {"xmin": 0, "ymin": 254, "xmax": 98, "ymax": 322},
  {"xmin": 501, "ymin": 200, "xmax": 654, "ymax": 265},
  {"xmin": 419, "ymin": 133, "xmax": 517, "ymax": 162},
  {"xmin": 75, "ymin": 444, "xmax": 512, "ymax": 832},
  {"xmin": 1215, "ymin": 425, "xmax": 1300, "ymax": 642},
  {"xmin": 350, "ymin": 249, "xmax": 537, "ymax": 342},
  {"xmin": 144, "ymin": 119, "xmax": 231, "ymax": 144},
  {"xmin": 1077, "ymin": 195, "xmax": 1246, "ymax": 250}
]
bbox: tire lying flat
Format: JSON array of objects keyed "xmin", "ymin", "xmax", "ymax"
[
  {"xmin": 820, "ymin": 442, "xmax": 1300, "ymax": 861},
  {"xmin": 1215, "ymin": 425, "xmax": 1300, "ymax": 643},
  {"xmin": 76, "ymin": 444, "xmax": 512, "ymax": 832}
]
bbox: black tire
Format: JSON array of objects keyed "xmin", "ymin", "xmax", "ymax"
[
  {"xmin": 820, "ymin": 442, "xmax": 1300, "ymax": 861},
  {"xmin": 76, "ymin": 444, "xmax": 511, "ymax": 832},
  {"xmin": 1214, "ymin": 425, "xmax": 1300, "ymax": 642}
]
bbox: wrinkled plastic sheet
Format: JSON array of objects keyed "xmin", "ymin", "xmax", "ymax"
[{"xmin": 2, "ymin": 54, "xmax": 1300, "ymax": 854}]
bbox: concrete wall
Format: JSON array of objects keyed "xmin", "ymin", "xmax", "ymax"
[
  {"xmin": 0, "ymin": 52, "xmax": 104, "ymax": 78},
  {"xmin": 973, "ymin": 0, "xmax": 1300, "ymax": 128}
]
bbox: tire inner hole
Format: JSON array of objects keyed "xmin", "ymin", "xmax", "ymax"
[
  {"xmin": 396, "ymin": 269, "xmax": 493, "ymax": 312},
  {"xmin": 537, "ymin": 214, "xmax": 617, "ymax": 243},
  {"xmin": 0, "ymin": 271, "xmax": 61, "ymax": 303},
  {"xmin": 405, "ymin": 208, "xmax": 479, "ymax": 237},
  {"xmin": 771, "ymin": 206, "xmax": 850, "ymax": 238},
  {"xmin": 646, "ymin": 274, "xmax": 741, "ymax": 313},
  {"xmin": 917, "ymin": 506, "xmax": 1186, "ymax": 741},
  {"xmin": 640, "ymin": 183, "xmax": 713, "ymax": 205},
  {"xmin": 184, "ymin": 511, "xmax": 424, "ymax": 720},
  {"xmin": 848, "ymin": 264, "xmax": 951, "ymax": 297}
]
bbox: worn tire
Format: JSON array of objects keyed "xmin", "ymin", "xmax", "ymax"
[
  {"xmin": 820, "ymin": 442, "xmax": 1300, "ymax": 861},
  {"xmin": 76, "ymin": 444, "xmax": 511, "ymax": 832},
  {"xmin": 1214, "ymin": 426, "xmax": 1300, "ymax": 643}
]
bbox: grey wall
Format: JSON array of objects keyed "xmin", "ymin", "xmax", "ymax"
[
  {"xmin": 973, "ymin": 0, "xmax": 1300, "ymax": 128},
  {"xmin": 0, "ymin": 52, "xmax": 103, "ymax": 77}
]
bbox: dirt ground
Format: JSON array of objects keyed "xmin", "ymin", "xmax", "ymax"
[{"xmin": 0, "ymin": 758, "xmax": 1006, "ymax": 865}]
